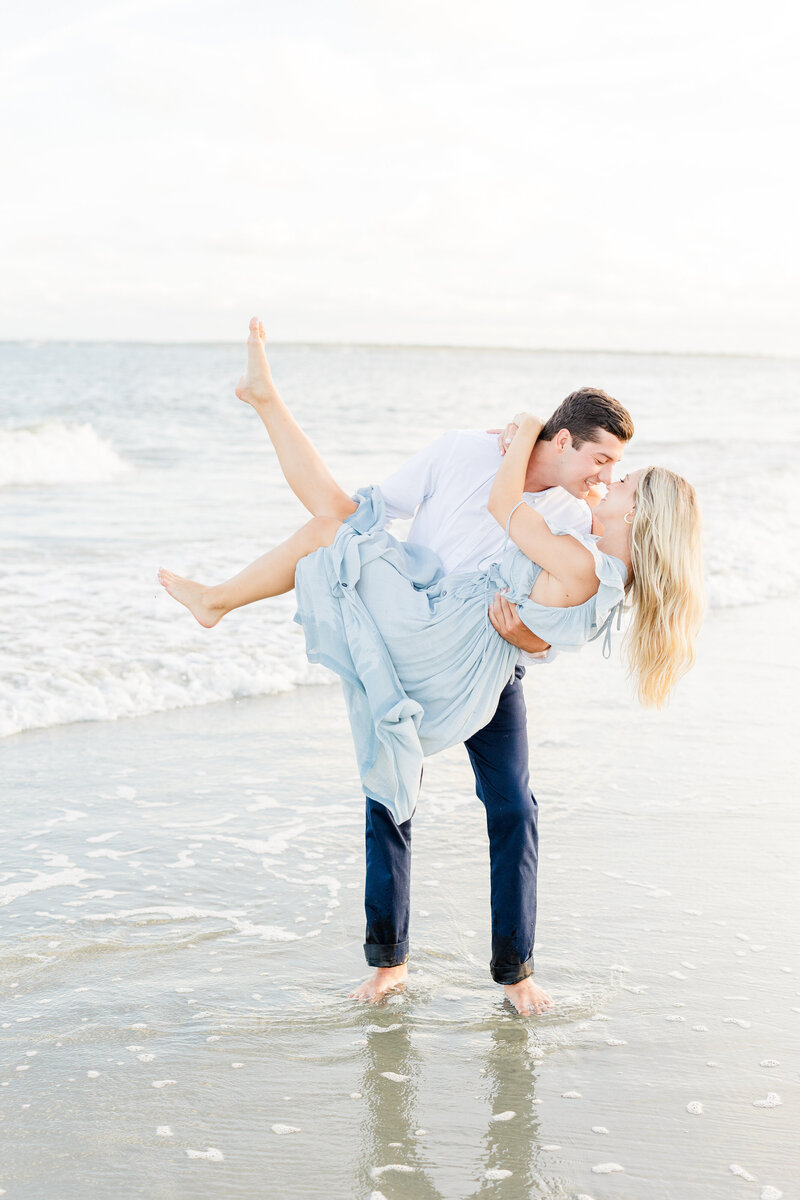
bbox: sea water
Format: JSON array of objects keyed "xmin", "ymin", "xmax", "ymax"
[{"xmin": 2, "ymin": 341, "xmax": 799, "ymax": 738}]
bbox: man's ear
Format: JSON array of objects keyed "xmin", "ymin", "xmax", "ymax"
[{"xmin": 554, "ymin": 429, "xmax": 572, "ymax": 453}]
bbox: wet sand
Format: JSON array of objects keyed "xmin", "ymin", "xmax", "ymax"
[{"xmin": 1, "ymin": 597, "xmax": 797, "ymax": 1199}]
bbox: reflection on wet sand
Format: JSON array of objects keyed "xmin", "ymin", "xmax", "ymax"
[
  {"xmin": 355, "ymin": 1011, "xmax": 443, "ymax": 1199},
  {"xmin": 352, "ymin": 1008, "xmax": 557, "ymax": 1198},
  {"xmin": 467, "ymin": 1021, "xmax": 543, "ymax": 1198}
]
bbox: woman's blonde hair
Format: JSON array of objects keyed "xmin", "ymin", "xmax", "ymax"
[{"xmin": 626, "ymin": 467, "xmax": 705, "ymax": 708}]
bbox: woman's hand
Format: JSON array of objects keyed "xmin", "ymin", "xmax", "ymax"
[
  {"xmin": 497, "ymin": 414, "xmax": 542, "ymax": 456},
  {"xmin": 497, "ymin": 420, "xmax": 519, "ymax": 456}
]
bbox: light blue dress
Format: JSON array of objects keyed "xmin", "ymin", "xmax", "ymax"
[{"xmin": 294, "ymin": 487, "xmax": 627, "ymax": 823}]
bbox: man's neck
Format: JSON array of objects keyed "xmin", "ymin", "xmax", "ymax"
[{"xmin": 522, "ymin": 441, "xmax": 559, "ymax": 494}]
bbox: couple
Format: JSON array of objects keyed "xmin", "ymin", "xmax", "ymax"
[{"xmin": 159, "ymin": 318, "xmax": 704, "ymax": 1016}]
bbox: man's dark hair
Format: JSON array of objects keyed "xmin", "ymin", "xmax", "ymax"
[{"xmin": 539, "ymin": 387, "xmax": 634, "ymax": 448}]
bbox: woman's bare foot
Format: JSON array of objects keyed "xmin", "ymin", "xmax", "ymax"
[
  {"xmin": 348, "ymin": 964, "xmax": 408, "ymax": 1003},
  {"xmin": 235, "ymin": 316, "xmax": 278, "ymax": 408},
  {"xmin": 157, "ymin": 569, "xmax": 227, "ymax": 628},
  {"xmin": 503, "ymin": 978, "xmax": 553, "ymax": 1016}
]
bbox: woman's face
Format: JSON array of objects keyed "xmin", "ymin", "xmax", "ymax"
[{"xmin": 593, "ymin": 469, "xmax": 644, "ymax": 524}]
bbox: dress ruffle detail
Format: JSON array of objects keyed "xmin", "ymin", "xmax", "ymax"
[
  {"xmin": 506, "ymin": 527, "xmax": 628, "ymax": 653},
  {"xmin": 294, "ymin": 486, "xmax": 445, "ymax": 824}
]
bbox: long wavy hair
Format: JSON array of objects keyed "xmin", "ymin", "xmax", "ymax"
[{"xmin": 625, "ymin": 467, "xmax": 705, "ymax": 707}]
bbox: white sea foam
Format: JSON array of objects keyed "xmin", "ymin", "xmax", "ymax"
[
  {"xmin": 0, "ymin": 868, "xmax": 95, "ymax": 906},
  {"xmin": 752, "ymin": 1092, "xmax": 782, "ymax": 1108},
  {"xmin": 700, "ymin": 465, "xmax": 800, "ymax": 608},
  {"xmin": 80, "ymin": 903, "xmax": 298, "ymax": 941},
  {"xmin": 0, "ymin": 574, "xmax": 332, "ymax": 738},
  {"xmin": 0, "ymin": 421, "xmax": 131, "ymax": 487}
]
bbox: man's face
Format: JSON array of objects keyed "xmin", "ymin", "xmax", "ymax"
[{"xmin": 553, "ymin": 428, "xmax": 626, "ymax": 500}]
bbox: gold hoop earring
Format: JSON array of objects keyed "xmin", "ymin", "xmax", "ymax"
[{"xmin": 624, "ymin": 509, "xmax": 635, "ymax": 525}]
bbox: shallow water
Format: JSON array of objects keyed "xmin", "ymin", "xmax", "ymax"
[{"xmin": 2, "ymin": 597, "xmax": 797, "ymax": 1199}]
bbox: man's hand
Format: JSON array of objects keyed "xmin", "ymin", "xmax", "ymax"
[{"xmin": 488, "ymin": 592, "xmax": 551, "ymax": 654}]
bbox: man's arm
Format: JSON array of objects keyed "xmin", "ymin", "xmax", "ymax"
[
  {"xmin": 379, "ymin": 432, "xmax": 453, "ymax": 520},
  {"xmin": 488, "ymin": 592, "xmax": 552, "ymax": 655}
]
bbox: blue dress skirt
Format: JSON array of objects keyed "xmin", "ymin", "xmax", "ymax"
[{"xmin": 294, "ymin": 487, "xmax": 627, "ymax": 823}]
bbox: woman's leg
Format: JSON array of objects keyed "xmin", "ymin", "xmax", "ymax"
[
  {"xmin": 236, "ymin": 317, "xmax": 357, "ymax": 522},
  {"xmin": 158, "ymin": 515, "xmax": 341, "ymax": 627}
]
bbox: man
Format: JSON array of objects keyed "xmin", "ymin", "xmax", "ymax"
[{"xmin": 349, "ymin": 388, "xmax": 634, "ymax": 1014}]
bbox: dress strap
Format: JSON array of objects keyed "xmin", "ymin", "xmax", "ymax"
[
  {"xmin": 503, "ymin": 500, "xmax": 528, "ymax": 547},
  {"xmin": 588, "ymin": 599, "xmax": 624, "ymax": 659}
]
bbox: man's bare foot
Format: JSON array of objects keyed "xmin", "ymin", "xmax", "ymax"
[
  {"xmin": 503, "ymin": 978, "xmax": 553, "ymax": 1016},
  {"xmin": 348, "ymin": 964, "xmax": 408, "ymax": 1003},
  {"xmin": 235, "ymin": 316, "xmax": 278, "ymax": 408},
  {"xmin": 157, "ymin": 569, "xmax": 227, "ymax": 628}
]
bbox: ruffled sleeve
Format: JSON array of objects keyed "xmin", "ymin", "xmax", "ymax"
[
  {"xmin": 575, "ymin": 533, "xmax": 628, "ymax": 622},
  {"xmin": 510, "ymin": 527, "xmax": 628, "ymax": 654}
]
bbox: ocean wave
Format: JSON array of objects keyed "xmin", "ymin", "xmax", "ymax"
[
  {"xmin": 0, "ymin": 421, "xmax": 132, "ymax": 487},
  {"xmin": 699, "ymin": 466, "xmax": 800, "ymax": 609},
  {"xmin": 0, "ymin": 628, "xmax": 334, "ymax": 739},
  {"xmin": 1, "ymin": 475, "xmax": 798, "ymax": 739}
]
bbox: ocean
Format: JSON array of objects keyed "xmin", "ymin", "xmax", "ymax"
[
  {"xmin": 2, "ymin": 341, "xmax": 799, "ymax": 738},
  {"xmin": 1, "ymin": 341, "xmax": 797, "ymax": 1198}
]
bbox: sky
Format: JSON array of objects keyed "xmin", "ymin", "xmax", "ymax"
[{"xmin": 2, "ymin": 0, "xmax": 798, "ymax": 354}]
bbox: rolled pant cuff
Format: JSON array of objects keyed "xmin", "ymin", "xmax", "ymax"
[
  {"xmin": 491, "ymin": 956, "xmax": 533, "ymax": 985},
  {"xmin": 364, "ymin": 940, "xmax": 409, "ymax": 968}
]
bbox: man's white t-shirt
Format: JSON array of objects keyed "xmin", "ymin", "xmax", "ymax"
[
  {"xmin": 380, "ymin": 429, "xmax": 592, "ymax": 574},
  {"xmin": 379, "ymin": 430, "xmax": 592, "ymax": 664}
]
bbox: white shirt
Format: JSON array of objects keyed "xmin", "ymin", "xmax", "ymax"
[
  {"xmin": 380, "ymin": 429, "xmax": 591, "ymax": 572},
  {"xmin": 379, "ymin": 430, "xmax": 592, "ymax": 664}
]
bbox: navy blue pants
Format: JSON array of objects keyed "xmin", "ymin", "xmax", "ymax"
[{"xmin": 363, "ymin": 665, "xmax": 538, "ymax": 985}]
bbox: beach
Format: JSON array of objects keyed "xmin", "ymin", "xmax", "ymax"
[{"xmin": 1, "ymin": 342, "xmax": 798, "ymax": 1198}]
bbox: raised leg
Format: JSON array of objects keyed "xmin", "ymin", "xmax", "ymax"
[
  {"xmin": 236, "ymin": 317, "xmax": 356, "ymax": 521},
  {"xmin": 158, "ymin": 515, "xmax": 340, "ymax": 627},
  {"xmin": 465, "ymin": 666, "xmax": 552, "ymax": 1015}
]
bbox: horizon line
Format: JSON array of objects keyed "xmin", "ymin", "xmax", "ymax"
[{"xmin": 0, "ymin": 337, "xmax": 796, "ymax": 363}]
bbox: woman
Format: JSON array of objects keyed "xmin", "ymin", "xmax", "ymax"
[{"xmin": 159, "ymin": 319, "xmax": 704, "ymax": 824}]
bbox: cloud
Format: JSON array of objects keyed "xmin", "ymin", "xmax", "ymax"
[{"xmin": 1, "ymin": 0, "xmax": 798, "ymax": 352}]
